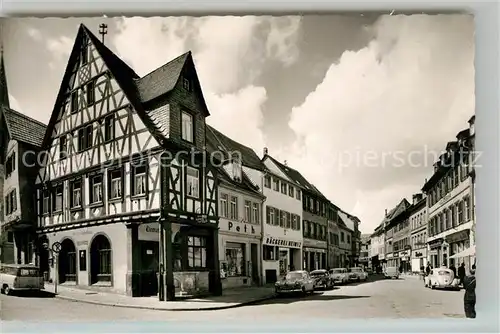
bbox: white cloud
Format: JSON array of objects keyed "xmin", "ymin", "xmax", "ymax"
[
  {"xmin": 112, "ymin": 16, "xmax": 301, "ymax": 153},
  {"xmin": 283, "ymin": 14, "xmax": 474, "ymax": 233},
  {"xmin": 46, "ymin": 36, "xmax": 73, "ymax": 69}
]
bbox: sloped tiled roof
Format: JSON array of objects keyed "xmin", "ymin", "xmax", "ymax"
[
  {"xmin": 136, "ymin": 52, "xmax": 189, "ymax": 103},
  {"xmin": 2, "ymin": 107, "xmax": 47, "ymax": 147},
  {"xmin": 265, "ymin": 155, "xmax": 327, "ymax": 199},
  {"xmin": 206, "ymin": 125, "xmax": 266, "ymax": 171}
]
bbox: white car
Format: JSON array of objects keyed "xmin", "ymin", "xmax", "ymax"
[
  {"xmin": 424, "ymin": 268, "xmax": 460, "ymax": 290},
  {"xmin": 329, "ymin": 268, "xmax": 349, "ymax": 284},
  {"xmin": 349, "ymin": 267, "xmax": 368, "ymax": 282}
]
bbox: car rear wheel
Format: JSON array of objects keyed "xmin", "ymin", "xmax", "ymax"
[{"xmin": 3, "ymin": 285, "xmax": 11, "ymax": 295}]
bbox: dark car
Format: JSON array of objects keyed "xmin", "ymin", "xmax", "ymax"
[
  {"xmin": 275, "ymin": 271, "xmax": 315, "ymax": 295},
  {"xmin": 310, "ymin": 269, "xmax": 334, "ymax": 290}
]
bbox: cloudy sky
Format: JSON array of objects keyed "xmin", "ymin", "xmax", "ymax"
[{"xmin": 1, "ymin": 15, "xmax": 474, "ymax": 233}]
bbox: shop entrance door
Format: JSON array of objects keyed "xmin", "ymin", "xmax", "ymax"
[{"xmin": 250, "ymin": 243, "xmax": 259, "ymax": 285}]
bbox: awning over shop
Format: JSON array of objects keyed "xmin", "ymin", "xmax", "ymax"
[{"xmin": 449, "ymin": 245, "xmax": 476, "ymax": 259}]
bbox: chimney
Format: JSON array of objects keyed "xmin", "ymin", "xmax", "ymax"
[{"xmin": 263, "ymin": 147, "xmax": 268, "ymax": 156}]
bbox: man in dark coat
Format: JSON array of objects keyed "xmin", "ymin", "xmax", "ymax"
[
  {"xmin": 458, "ymin": 263, "xmax": 466, "ymax": 285},
  {"xmin": 425, "ymin": 263, "xmax": 431, "ymax": 276},
  {"xmin": 463, "ymin": 264, "xmax": 476, "ymax": 318},
  {"xmin": 449, "ymin": 263, "xmax": 457, "ymax": 279}
]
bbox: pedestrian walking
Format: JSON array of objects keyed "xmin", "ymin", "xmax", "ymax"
[
  {"xmin": 463, "ymin": 264, "xmax": 476, "ymax": 318},
  {"xmin": 449, "ymin": 263, "xmax": 457, "ymax": 279},
  {"xmin": 458, "ymin": 263, "xmax": 466, "ymax": 286},
  {"xmin": 425, "ymin": 263, "xmax": 431, "ymax": 277}
]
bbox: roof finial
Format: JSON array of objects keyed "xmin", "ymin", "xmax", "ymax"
[{"xmin": 99, "ymin": 23, "xmax": 108, "ymax": 44}]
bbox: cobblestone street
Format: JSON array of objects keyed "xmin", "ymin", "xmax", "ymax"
[{"xmin": 1, "ymin": 275, "xmax": 465, "ymax": 322}]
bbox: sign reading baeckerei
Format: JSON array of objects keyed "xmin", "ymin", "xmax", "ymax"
[{"xmin": 264, "ymin": 236, "xmax": 302, "ymax": 248}]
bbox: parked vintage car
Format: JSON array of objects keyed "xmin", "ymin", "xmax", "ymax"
[
  {"xmin": 384, "ymin": 266, "xmax": 400, "ymax": 279},
  {"xmin": 349, "ymin": 267, "xmax": 368, "ymax": 282},
  {"xmin": 329, "ymin": 268, "xmax": 349, "ymax": 284},
  {"xmin": 424, "ymin": 268, "xmax": 460, "ymax": 290},
  {"xmin": 275, "ymin": 270, "xmax": 315, "ymax": 295},
  {"xmin": 0, "ymin": 264, "xmax": 44, "ymax": 295},
  {"xmin": 310, "ymin": 269, "xmax": 334, "ymax": 290}
]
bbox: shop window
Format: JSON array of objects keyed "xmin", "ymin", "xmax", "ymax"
[
  {"xmin": 225, "ymin": 242, "xmax": 246, "ymax": 276},
  {"xmin": 187, "ymin": 236, "xmax": 207, "ymax": 269},
  {"xmin": 90, "ymin": 235, "xmax": 112, "ymax": 283},
  {"xmin": 263, "ymin": 245, "xmax": 276, "ymax": 261}
]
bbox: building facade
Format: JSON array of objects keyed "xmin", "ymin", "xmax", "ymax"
[
  {"xmin": 358, "ymin": 234, "xmax": 371, "ymax": 269},
  {"xmin": 370, "ymin": 227, "xmax": 385, "ymax": 273},
  {"xmin": 259, "ymin": 153, "xmax": 303, "ymax": 282},
  {"xmin": 0, "ymin": 53, "xmax": 48, "ymax": 265},
  {"xmin": 336, "ymin": 217, "xmax": 352, "ymax": 268},
  {"xmin": 422, "ymin": 120, "xmax": 475, "ymax": 272},
  {"xmin": 390, "ymin": 211, "xmax": 411, "ymax": 273},
  {"xmin": 409, "ymin": 193, "xmax": 427, "ymax": 273},
  {"xmin": 205, "ymin": 125, "xmax": 265, "ymax": 289},
  {"xmin": 34, "ymin": 25, "xmax": 221, "ymax": 300},
  {"xmin": 327, "ymin": 204, "xmax": 341, "ymax": 269}
]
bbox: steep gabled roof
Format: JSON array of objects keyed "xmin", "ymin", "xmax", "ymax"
[
  {"xmin": 42, "ymin": 24, "xmax": 209, "ymax": 152},
  {"xmin": 264, "ymin": 154, "xmax": 327, "ymax": 200},
  {"xmin": 206, "ymin": 125, "xmax": 266, "ymax": 171},
  {"xmin": 1, "ymin": 106, "xmax": 47, "ymax": 148}
]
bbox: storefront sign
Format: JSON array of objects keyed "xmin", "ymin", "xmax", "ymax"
[
  {"xmin": 392, "ymin": 252, "xmax": 399, "ymax": 258},
  {"xmin": 399, "ymin": 250, "xmax": 410, "ymax": 257},
  {"xmin": 386, "ymin": 253, "xmax": 393, "ymax": 259},
  {"xmin": 445, "ymin": 230, "xmax": 469, "ymax": 244},
  {"xmin": 303, "ymin": 247, "xmax": 326, "ymax": 253},
  {"xmin": 138, "ymin": 223, "xmax": 160, "ymax": 241},
  {"xmin": 303, "ymin": 238, "xmax": 327, "ymax": 249},
  {"xmin": 264, "ymin": 236, "xmax": 301, "ymax": 249},
  {"xmin": 429, "ymin": 238, "xmax": 443, "ymax": 249},
  {"xmin": 412, "ymin": 250, "xmax": 426, "ymax": 258},
  {"xmin": 222, "ymin": 220, "xmax": 260, "ymax": 236}
]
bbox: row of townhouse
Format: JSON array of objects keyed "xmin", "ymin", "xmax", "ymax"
[
  {"xmin": 0, "ymin": 24, "xmax": 362, "ymax": 300},
  {"xmin": 369, "ymin": 117, "xmax": 476, "ymax": 274}
]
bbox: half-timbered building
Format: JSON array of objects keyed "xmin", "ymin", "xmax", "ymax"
[
  {"xmin": 206, "ymin": 126, "xmax": 265, "ymax": 288},
  {"xmin": 34, "ymin": 24, "xmax": 220, "ymax": 300},
  {"xmin": 0, "ymin": 52, "xmax": 47, "ymax": 265}
]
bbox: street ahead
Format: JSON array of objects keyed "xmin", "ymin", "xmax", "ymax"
[{"xmin": 1, "ymin": 275, "xmax": 465, "ymax": 322}]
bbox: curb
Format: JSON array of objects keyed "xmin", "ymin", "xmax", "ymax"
[{"xmin": 54, "ymin": 293, "xmax": 277, "ymax": 311}]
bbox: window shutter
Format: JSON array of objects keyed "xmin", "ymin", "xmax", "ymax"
[
  {"xmin": 266, "ymin": 206, "xmax": 270, "ymax": 224},
  {"xmin": 13, "ymin": 189, "xmax": 17, "ymax": 211}
]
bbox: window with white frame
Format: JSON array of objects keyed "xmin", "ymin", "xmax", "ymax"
[
  {"xmin": 288, "ymin": 186, "xmax": 294, "ymax": 197},
  {"xmin": 458, "ymin": 201, "xmax": 464, "ymax": 224},
  {"xmin": 264, "ymin": 175, "xmax": 271, "ymax": 188},
  {"xmin": 273, "ymin": 178, "xmax": 279, "ymax": 191},
  {"xmin": 267, "ymin": 206, "xmax": 274, "ymax": 225},
  {"xmin": 230, "ymin": 196, "xmax": 238, "ymax": 220},
  {"xmin": 90, "ymin": 175, "xmax": 103, "ymax": 204},
  {"xmin": 70, "ymin": 180, "xmax": 82, "ymax": 208},
  {"xmin": 109, "ymin": 169, "xmax": 122, "ymax": 200},
  {"xmin": 296, "ymin": 189, "xmax": 301, "ymax": 200},
  {"xmin": 252, "ymin": 203, "xmax": 259, "ymax": 224},
  {"xmin": 186, "ymin": 166, "xmax": 199, "ymax": 198},
  {"xmin": 464, "ymin": 196, "xmax": 471, "ymax": 221},
  {"xmin": 220, "ymin": 193, "xmax": 228, "ymax": 218},
  {"xmin": 42, "ymin": 190, "xmax": 50, "ymax": 214},
  {"xmin": 53, "ymin": 185, "xmax": 63, "ymax": 212},
  {"xmin": 181, "ymin": 111, "xmax": 194, "ymax": 142},
  {"xmin": 281, "ymin": 182, "xmax": 287, "ymax": 194},
  {"xmin": 244, "ymin": 200, "xmax": 251, "ymax": 222},
  {"xmin": 132, "ymin": 162, "xmax": 147, "ymax": 196}
]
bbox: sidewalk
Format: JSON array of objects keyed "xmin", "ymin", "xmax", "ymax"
[{"xmin": 43, "ymin": 283, "xmax": 276, "ymax": 311}]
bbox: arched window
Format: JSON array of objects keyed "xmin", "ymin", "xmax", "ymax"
[{"xmin": 90, "ymin": 235, "xmax": 112, "ymax": 284}]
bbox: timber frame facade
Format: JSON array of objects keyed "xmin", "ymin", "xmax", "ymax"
[{"xmin": 34, "ymin": 24, "xmax": 220, "ymax": 299}]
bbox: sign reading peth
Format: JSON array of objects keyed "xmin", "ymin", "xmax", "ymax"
[{"xmin": 228, "ymin": 221, "xmax": 256, "ymax": 234}]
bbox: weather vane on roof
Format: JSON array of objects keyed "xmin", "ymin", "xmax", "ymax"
[{"xmin": 99, "ymin": 23, "xmax": 108, "ymax": 44}]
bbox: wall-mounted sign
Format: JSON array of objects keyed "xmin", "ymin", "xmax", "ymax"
[
  {"xmin": 303, "ymin": 238, "xmax": 327, "ymax": 249},
  {"xmin": 393, "ymin": 252, "xmax": 399, "ymax": 258},
  {"xmin": 386, "ymin": 253, "xmax": 393, "ymax": 259},
  {"xmin": 399, "ymin": 250, "xmax": 410, "ymax": 257},
  {"xmin": 413, "ymin": 251, "xmax": 424, "ymax": 258},
  {"xmin": 138, "ymin": 223, "xmax": 160, "ymax": 241},
  {"xmin": 264, "ymin": 236, "xmax": 301, "ymax": 249},
  {"xmin": 220, "ymin": 219, "xmax": 261, "ymax": 236}
]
